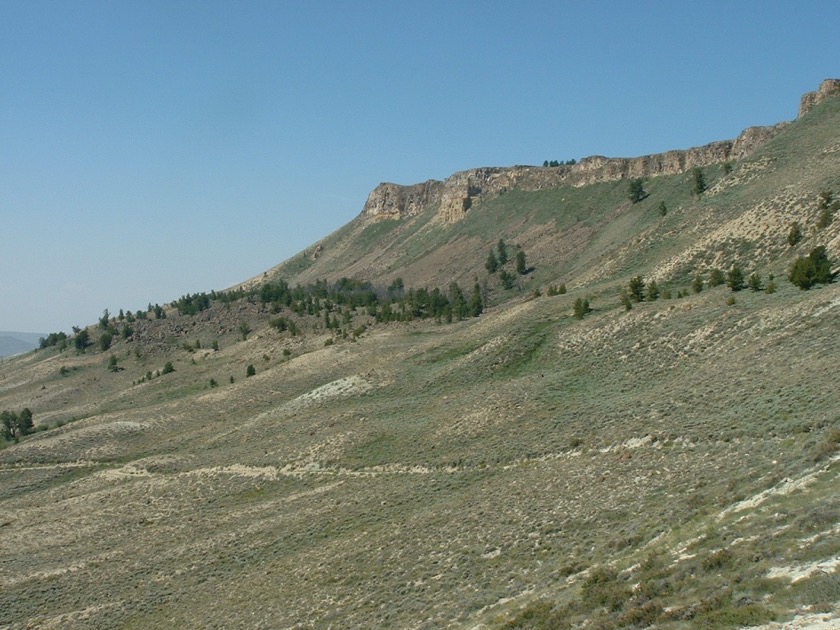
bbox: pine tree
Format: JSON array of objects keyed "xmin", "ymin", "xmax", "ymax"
[
  {"xmin": 497, "ymin": 239, "xmax": 509, "ymax": 265},
  {"xmin": 727, "ymin": 266, "xmax": 746, "ymax": 291},
  {"xmin": 516, "ymin": 250, "xmax": 527, "ymax": 275},
  {"xmin": 628, "ymin": 178, "xmax": 646, "ymax": 204},
  {"xmin": 485, "ymin": 249, "xmax": 499, "ymax": 274},
  {"xmin": 692, "ymin": 167, "xmax": 707, "ymax": 197},
  {"xmin": 469, "ymin": 283, "xmax": 483, "ymax": 317},
  {"xmin": 628, "ymin": 276, "xmax": 645, "ymax": 302}
]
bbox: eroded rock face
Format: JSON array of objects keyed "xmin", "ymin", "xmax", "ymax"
[
  {"xmin": 362, "ymin": 80, "xmax": 835, "ymax": 223},
  {"xmin": 798, "ymin": 79, "xmax": 840, "ymax": 118},
  {"xmin": 363, "ymin": 131, "xmax": 782, "ymax": 223},
  {"xmin": 362, "ymin": 180, "xmax": 443, "ymax": 220}
]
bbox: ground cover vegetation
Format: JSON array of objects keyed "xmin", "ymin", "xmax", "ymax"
[{"xmin": 1, "ymin": 91, "xmax": 840, "ymax": 628}]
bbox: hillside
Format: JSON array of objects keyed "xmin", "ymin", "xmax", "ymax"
[{"xmin": 1, "ymin": 82, "xmax": 839, "ymax": 629}]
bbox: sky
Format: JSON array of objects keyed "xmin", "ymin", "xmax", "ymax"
[{"xmin": 1, "ymin": 1, "xmax": 838, "ymax": 334}]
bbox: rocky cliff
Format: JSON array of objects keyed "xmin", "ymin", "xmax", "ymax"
[
  {"xmin": 362, "ymin": 80, "xmax": 835, "ymax": 224},
  {"xmin": 798, "ymin": 78, "xmax": 840, "ymax": 118}
]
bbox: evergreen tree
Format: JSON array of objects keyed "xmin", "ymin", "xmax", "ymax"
[
  {"xmin": 515, "ymin": 250, "xmax": 528, "ymax": 275},
  {"xmin": 789, "ymin": 246, "xmax": 834, "ymax": 289},
  {"xmin": 628, "ymin": 276, "xmax": 645, "ymax": 302},
  {"xmin": 499, "ymin": 269, "xmax": 515, "ymax": 289},
  {"xmin": 692, "ymin": 167, "xmax": 707, "ymax": 197},
  {"xmin": 74, "ymin": 329, "xmax": 90, "ymax": 352},
  {"xmin": 628, "ymin": 178, "xmax": 646, "ymax": 204},
  {"xmin": 497, "ymin": 239, "xmax": 509, "ymax": 265},
  {"xmin": 646, "ymin": 280, "xmax": 660, "ymax": 301},
  {"xmin": 18, "ymin": 408, "xmax": 33, "ymax": 435},
  {"xmin": 469, "ymin": 283, "xmax": 483, "ymax": 317},
  {"xmin": 727, "ymin": 266, "xmax": 746, "ymax": 291},
  {"xmin": 658, "ymin": 201, "xmax": 667, "ymax": 216},
  {"xmin": 449, "ymin": 283, "xmax": 467, "ymax": 321},
  {"xmin": 747, "ymin": 272, "xmax": 763, "ymax": 292},
  {"xmin": 485, "ymin": 249, "xmax": 499, "ymax": 274}
]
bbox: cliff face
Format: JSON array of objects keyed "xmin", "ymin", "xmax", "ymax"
[
  {"xmin": 361, "ymin": 180, "xmax": 443, "ymax": 220},
  {"xmin": 362, "ymin": 80, "xmax": 832, "ymax": 224},
  {"xmin": 798, "ymin": 78, "xmax": 840, "ymax": 118}
]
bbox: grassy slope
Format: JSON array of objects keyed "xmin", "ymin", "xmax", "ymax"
[{"xmin": 1, "ymin": 98, "xmax": 839, "ymax": 629}]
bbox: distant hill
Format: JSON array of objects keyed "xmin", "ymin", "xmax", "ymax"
[{"xmin": 0, "ymin": 331, "xmax": 44, "ymax": 357}]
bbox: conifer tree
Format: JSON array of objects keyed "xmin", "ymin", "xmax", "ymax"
[
  {"xmin": 469, "ymin": 283, "xmax": 483, "ymax": 317},
  {"xmin": 485, "ymin": 249, "xmax": 499, "ymax": 274},
  {"xmin": 497, "ymin": 239, "xmax": 509, "ymax": 265}
]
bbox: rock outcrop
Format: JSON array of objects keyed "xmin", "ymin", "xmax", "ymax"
[
  {"xmin": 362, "ymin": 180, "xmax": 443, "ymax": 220},
  {"xmin": 362, "ymin": 80, "xmax": 835, "ymax": 224},
  {"xmin": 798, "ymin": 79, "xmax": 840, "ymax": 118}
]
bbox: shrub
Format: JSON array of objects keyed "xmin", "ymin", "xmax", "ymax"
[
  {"xmin": 816, "ymin": 190, "xmax": 838, "ymax": 229},
  {"xmin": 580, "ymin": 566, "xmax": 631, "ymax": 612},
  {"xmin": 162, "ymin": 361, "xmax": 175, "ymax": 375},
  {"xmin": 788, "ymin": 222, "xmax": 803, "ymax": 246},
  {"xmin": 246, "ymin": 364, "xmax": 256, "ymax": 377},
  {"xmin": 573, "ymin": 297, "xmax": 591, "ymax": 320},
  {"xmin": 692, "ymin": 275, "xmax": 704, "ymax": 294},
  {"xmin": 708, "ymin": 269, "xmax": 725, "ymax": 287}
]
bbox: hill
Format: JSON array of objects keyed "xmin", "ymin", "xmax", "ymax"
[
  {"xmin": 0, "ymin": 332, "xmax": 45, "ymax": 358},
  {"xmin": 1, "ymin": 81, "xmax": 839, "ymax": 629}
]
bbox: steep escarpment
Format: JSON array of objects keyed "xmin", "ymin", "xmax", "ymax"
[
  {"xmin": 798, "ymin": 78, "xmax": 840, "ymax": 117},
  {"xmin": 363, "ymin": 125, "xmax": 784, "ymax": 224}
]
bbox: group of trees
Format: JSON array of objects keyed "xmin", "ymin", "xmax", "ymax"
[
  {"xmin": 789, "ymin": 246, "xmax": 834, "ymax": 289},
  {"xmin": 542, "ymin": 159, "xmax": 577, "ymax": 167},
  {"xmin": 485, "ymin": 239, "xmax": 529, "ymax": 288},
  {"xmin": 1, "ymin": 408, "xmax": 33, "ymax": 441},
  {"xmin": 627, "ymin": 167, "xmax": 708, "ymax": 208}
]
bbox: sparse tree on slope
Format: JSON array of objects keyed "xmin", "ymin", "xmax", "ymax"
[
  {"xmin": 628, "ymin": 178, "xmax": 646, "ymax": 204},
  {"xmin": 485, "ymin": 249, "xmax": 499, "ymax": 274},
  {"xmin": 692, "ymin": 167, "xmax": 707, "ymax": 198},
  {"xmin": 469, "ymin": 283, "xmax": 483, "ymax": 317},
  {"xmin": 727, "ymin": 265, "xmax": 746, "ymax": 292},
  {"xmin": 516, "ymin": 250, "xmax": 528, "ymax": 275},
  {"xmin": 497, "ymin": 239, "xmax": 509, "ymax": 265}
]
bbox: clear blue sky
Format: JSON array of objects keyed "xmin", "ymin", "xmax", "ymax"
[{"xmin": 1, "ymin": 1, "xmax": 838, "ymax": 333}]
